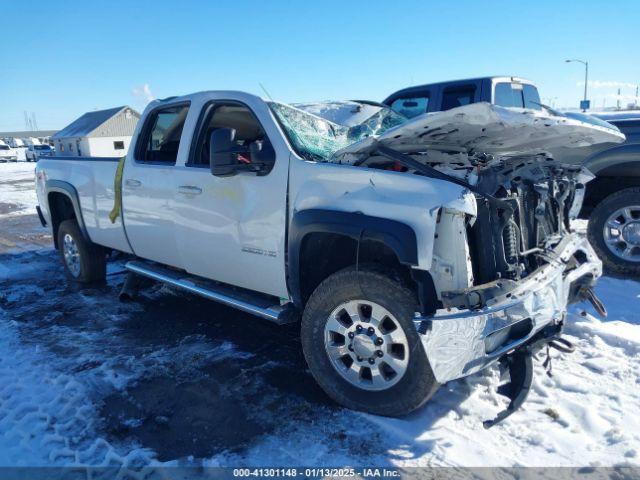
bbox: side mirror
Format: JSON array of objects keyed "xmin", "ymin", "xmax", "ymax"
[{"xmin": 209, "ymin": 128, "xmax": 239, "ymax": 176}]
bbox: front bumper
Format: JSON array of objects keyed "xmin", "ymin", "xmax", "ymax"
[{"xmin": 416, "ymin": 232, "xmax": 601, "ymax": 384}]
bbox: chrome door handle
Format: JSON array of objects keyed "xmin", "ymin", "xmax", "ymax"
[
  {"xmin": 125, "ymin": 179, "xmax": 142, "ymax": 188},
  {"xmin": 177, "ymin": 185, "xmax": 203, "ymax": 195}
]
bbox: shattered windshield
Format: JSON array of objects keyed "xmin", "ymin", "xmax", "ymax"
[{"xmin": 268, "ymin": 101, "xmax": 407, "ymax": 161}]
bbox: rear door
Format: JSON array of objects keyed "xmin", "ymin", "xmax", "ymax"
[{"xmin": 121, "ymin": 102, "xmax": 190, "ymax": 268}]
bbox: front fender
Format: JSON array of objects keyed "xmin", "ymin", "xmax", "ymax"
[
  {"xmin": 583, "ymin": 143, "xmax": 640, "ymax": 177},
  {"xmin": 290, "ymin": 162, "xmax": 476, "ymax": 269}
]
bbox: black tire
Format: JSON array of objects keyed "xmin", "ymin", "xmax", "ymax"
[
  {"xmin": 587, "ymin": 187, "xmax": 640, "ymax": 275},
  {"xmin": 57, "ymin": 219, "xmax": 106, "ymax": 283},
  {"xmin": 301, "ymin": 265, "xmax": 439, "ymax": 417}
]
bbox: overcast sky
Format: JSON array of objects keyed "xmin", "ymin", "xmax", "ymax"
[{"xmin": 1, "ymin": 0, "xmax": 638, "ymax": 130}]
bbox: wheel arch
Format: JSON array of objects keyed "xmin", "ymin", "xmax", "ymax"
[
  {"xmin": 580, "ymin": 146, "xmax": 640, "ymax": 217},
  {"xmin": 45, "ymin": 180, "xmax": 90, "ymax": 249},
  {"xmin": 288, "ymin": 209, "xmax": 437, "ymax": 314}
]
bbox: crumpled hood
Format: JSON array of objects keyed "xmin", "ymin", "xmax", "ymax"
[{"xmin": 330, "ymin": 102, "xmax": 626, "ymax": 164}]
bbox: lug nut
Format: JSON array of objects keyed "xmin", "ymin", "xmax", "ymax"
[
  {"xmin": 368, "ymin": 358, "xmax": 375, "ymax": 365},
  {"xmin": 376, "ymin": 350, "xmax": 383, "ymax": 357},
  {"xmin": 375, "ymin": 338, "xmax": 383, "ymax": 346},
  {"xmin": 368, "ymin": 327, "xmax": 375, "ymax": 334},
  {"xmin": 356, "ymin": 325, "xmax": 363, "ymax": 332},
  {"xmin": 357, "ymin": 356, "xmax": 363, "ymax": 362},
  {"xmin": 348, "ymin": 332, "xmax": 354, "ymax": 338},
  {"xmin": 348, "ymin": 345, "xmax": 354, "ymax": 351}
]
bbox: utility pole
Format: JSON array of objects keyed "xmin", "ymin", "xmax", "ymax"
[{"xmin": 565, "ymin": 59, "xmax": 589, "ymax": 111}]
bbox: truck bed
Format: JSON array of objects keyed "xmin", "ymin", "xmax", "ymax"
[{"xmin": 36, "ymin": 156, "xmax": 132, "ymax": 254}]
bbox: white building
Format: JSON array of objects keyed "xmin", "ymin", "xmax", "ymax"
[{"xmin": 52, "ymin": 106, "xmax": 140, "ymax": 157}]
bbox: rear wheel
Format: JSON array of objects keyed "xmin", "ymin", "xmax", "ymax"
[
  {"xmin": 587, "ymin": 187, "xmax": 640, "ymax": 275},
  {"xmin": 301, "ymin": 266, "xmax": 439, "ymax": 416},
  {"xmin": 57, "ymin": 219, "xmax": 106, "ymax": 283}
]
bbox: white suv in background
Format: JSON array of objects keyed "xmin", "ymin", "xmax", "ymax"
[{"xmin": 26, "ymin": 144, "xmax": 54, "ymax": 162}]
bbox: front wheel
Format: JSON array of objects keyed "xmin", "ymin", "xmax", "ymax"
[
  {"xmin": 588, "ymin": 187, "xmax": 640, "ymax": 275},
  {"xmin": 301, "ymin": 266, "xmax": 439, "ymax": 416},
  {"xmin": 57, "ymin": 219, "xmax": 107, "ymax": 283}
]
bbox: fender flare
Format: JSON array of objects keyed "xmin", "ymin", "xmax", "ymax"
[
  {"xmin": 45, "ymin": 179, "xmax": 91, "ymax": 242},
  {"xmin": 287, "ymin": 209, "xmax": 419, "ymax": 307},
  {"xmin": 583, "ymin": 144, "xmax": 640, "ymax": 177}
]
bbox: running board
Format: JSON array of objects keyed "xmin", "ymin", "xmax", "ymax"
[{"xmin": 125, "ymin": 260, "xmax": 298, "ymax": 325}]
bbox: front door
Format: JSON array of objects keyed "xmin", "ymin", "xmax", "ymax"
[
  {"xmin": 172, "ymin": 100, "xmax": 290, "ymax": 298},
  {"xmin": 122, "ymin": 103, "xmax": 190, "ymax": 268}
]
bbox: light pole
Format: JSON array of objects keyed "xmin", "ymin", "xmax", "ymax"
[{"xmin": 566, "ymin": 59, "xmax": 589, "ymax": 111}]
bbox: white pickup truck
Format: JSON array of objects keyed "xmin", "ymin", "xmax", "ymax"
[{"xmin": 35, "ymin": 91, "xmax": 624, "ymax": 423}]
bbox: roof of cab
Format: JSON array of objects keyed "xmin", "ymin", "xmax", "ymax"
[
  {"xmin": 151, "ymin": 90, "xmax": 265, "ymax": 106},
  {"xmin": 383, "ymin": 76, "xmax": 536, "ymax": 104}
]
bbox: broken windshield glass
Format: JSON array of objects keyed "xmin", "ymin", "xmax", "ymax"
[{"xmin": 268, "ymin": 101, "xmax": 406, "ymax": 161}]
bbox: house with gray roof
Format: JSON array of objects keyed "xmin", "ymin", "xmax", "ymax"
[{"xmin": 52, "ymin": 106, "xmax": 140, "ymax": 157}]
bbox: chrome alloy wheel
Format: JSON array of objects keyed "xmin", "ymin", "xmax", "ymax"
[
  {"xmin": 324, "ymin": 300, "xmax": 409, "ymax": 391},
  {"xmin": 603, "ymin": 206, "xmax": 640, "ymax": 262},
  {"xmin": 63, "ymin": 233, "xmax": 81, "ymax": 277}
]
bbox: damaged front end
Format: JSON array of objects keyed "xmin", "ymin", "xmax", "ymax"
[
  {"xmin": 416, "ymin": 231, "xmax": 600, "ymax": 382},
  {"xmin": 273, "ymin": 100, "xmax": 623, "ymax": 424}
]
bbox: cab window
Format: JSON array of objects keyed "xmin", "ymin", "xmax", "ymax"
[
  {"xmin": 494, "ymin": 82, "xmax": 542, "ymax": 110},
  {"xmin": 137, "ymin": 104, "xmax": 189, "ymax": 164},
  {"xmin": 441, "ymin": 85, "xmax": 476, "ymax": 111},
  {"xmin": 523, "ymin": 84, "xmax": 541, "ymax": 110},
  {"xmin": 390, "ymin": 96, "xmax": 429, "ymax": 118},
  {"xmin": 190, "ymin": 102, "xmax": 275, "ymax": 174},
  {"xmin": 494, "ymin": 82, "xmax": 523, "ymax": 108}
]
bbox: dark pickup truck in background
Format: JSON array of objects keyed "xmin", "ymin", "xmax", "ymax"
[{"xmin": 384, "ymin": 76, "xmax": 640, "ymax": 275}]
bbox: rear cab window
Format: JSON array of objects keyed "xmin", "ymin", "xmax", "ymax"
[
  {"xmin": 136, "ymin": 104, "xmax": 190, "ymax": 164},
  {"xmin": 390, "ymin": 96, "xmax": 430, "ymax": 118}
]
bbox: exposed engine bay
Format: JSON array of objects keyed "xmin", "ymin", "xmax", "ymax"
[
  {"xmin": 362, "ymin": 149, "xmax": 595, "ymax": 308},
  {"xmin": 271, "ymin": 100, "xmax": 625, "ymax": 310}
]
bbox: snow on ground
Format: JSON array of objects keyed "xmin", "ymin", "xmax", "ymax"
[
  {"xmin": 0, "ymin": 161, "xmax": 639, "ymax": 471},
  {"xmin": 1, "ymin": 260, "xmax": 638, "ymax": 470},
  {"xmin": 0, "ymin": 161, "xmax": 37, "ymax": 218}
]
